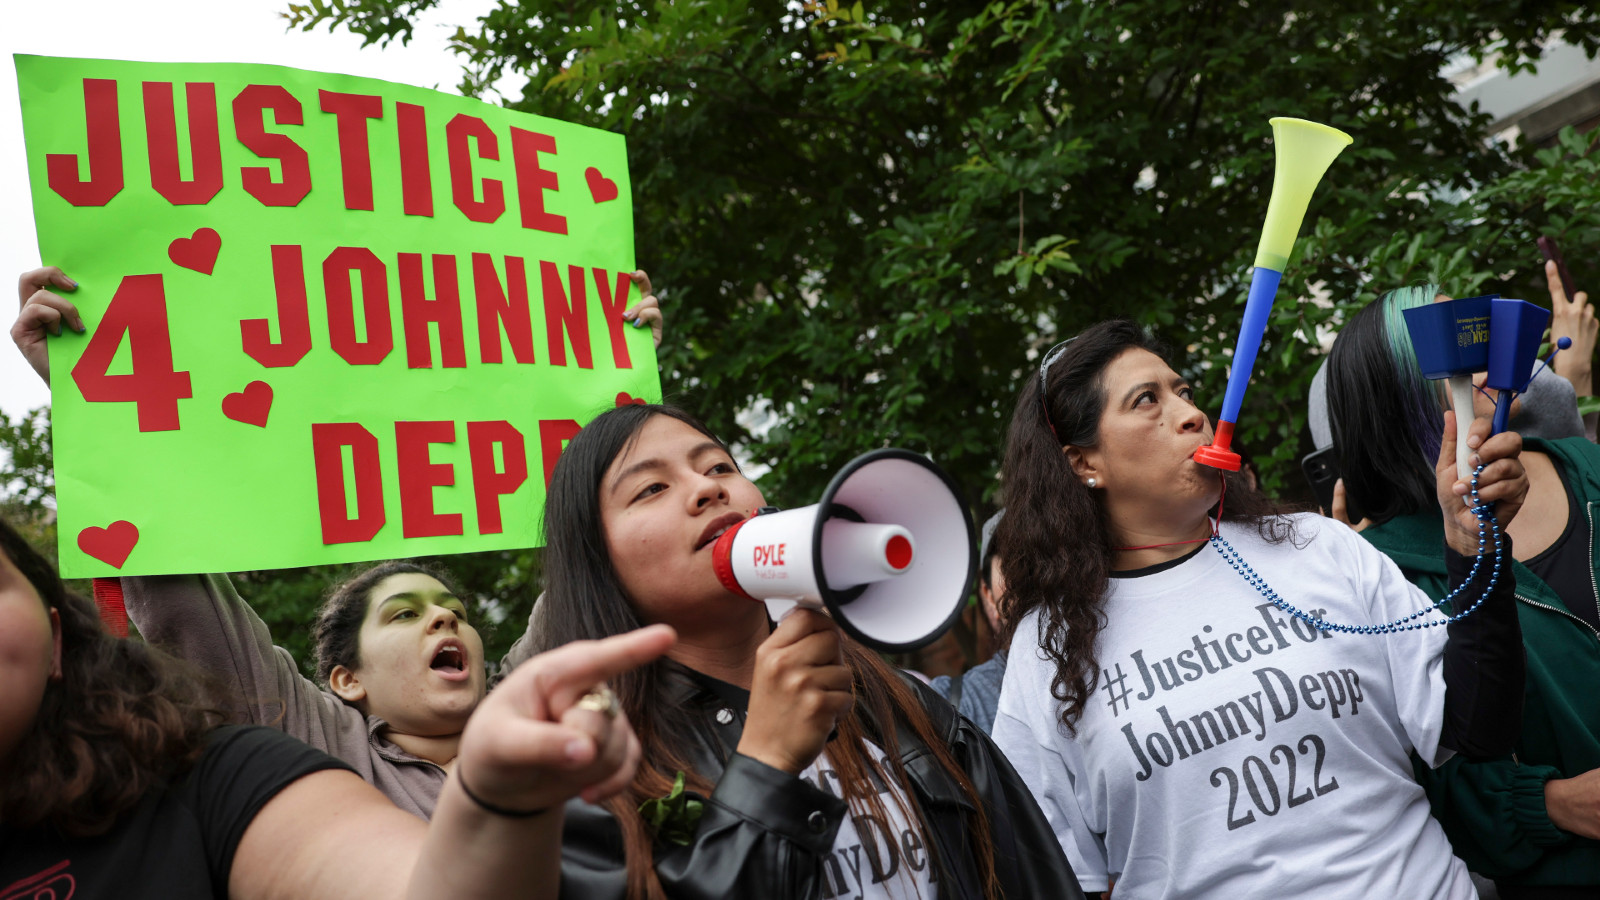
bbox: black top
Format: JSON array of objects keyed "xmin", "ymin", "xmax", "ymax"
[
  {"xmin": 1441, "ymin": 537, "xmax": 1526, "ymax": 758},
  {"xmin": 555, "ymin": 660, "xmax": 1087, "ymax": 899},
  {"xmin": 1520, "ymin": 463, "xmax": 1600, "ymax": 630},
  {"xmin": 0, "ymin": 725, "xmax": 351, "ymax": 900}
]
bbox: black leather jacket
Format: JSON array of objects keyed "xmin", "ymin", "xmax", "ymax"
[{"xmin": 557, "ymin": 663, "xmax": 1085, "ymax": 899}]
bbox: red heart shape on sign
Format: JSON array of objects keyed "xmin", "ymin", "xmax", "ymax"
[
  {"xmin": 169, "ymin": 227, "xmax": 221, "ymax": 274},
  {"xmin": 79, "ymin": 520, "xmax": 140, "ymax": 569},
  {"xmin": 222, "ymin": 381, "xmax": 273, "ymax": 427},
  {"xmin": 586, "ymin": 167, "xmax": 619, "ymax": 203},
  {"xmin": 615, "ymin": 392, "xmax": 647, "ymax": 407}
]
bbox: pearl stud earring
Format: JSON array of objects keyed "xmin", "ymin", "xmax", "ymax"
[{"xmin": 1087, "ymin": 478, "xmax": 1097, "ymax": 488}]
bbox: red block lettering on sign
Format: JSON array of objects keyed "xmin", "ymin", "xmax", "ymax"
[
  {"xmin": 48, "ymin": 77, "xmax": 123, "ymax": 206},
  {"xmin": 396, "ymin": 101, "xmax": 434, "ymax": 217},
  {"xmin": 241, "ymin": 245, "xmax": 314, "ymax": 367},
  {"xmin": 510, "ymin": 127, "xmax": 567, "ymax": 234},
  {"xmin": 142, "ymin": 81, "xmax": 222, "ymax": 205},
  {"xmin": 396, "ymin": 421, "xmax": 464, "ymax": 538},
  {"xmin": 312, "ymin": 423, "xmax": 385, "ymax": 544},
  {"xmin": 473, "ymin": 254, "xmax": 535, "ymax": 365},
  {"xmin": 447, "ymin": 113, "xmax": 504, "ymax": 223},
  {"xmin": 71, "ymin": 274, "xmax": 193, "ymax": 432},
  {"xmin": 542, "ymin": 262, "xmax": 591, "ymax": 369},
  {"xmin": 324, "ymin": 247, "xmax": 393, "ymax": 366},
  {"xmin": 467, "ymin": 421, "xmax": 528, "ymax": 535},
  {"xmin": 233, "ymin": 84, "xmax": 312, "ymax": 207},
  {"xmin": 539, "ymin": 419, "xmax": 582, "ymax": 489},
  {"xmin": 319, "ymin": 90, "xmax": 384, "ymax": 211},
  {"xmin": 593, "ymin": 268, "xmax": 634, "ymax": 370},
  {"xmin": 398, "ymin": 253, "xmax": 466, "ymax": 369}
]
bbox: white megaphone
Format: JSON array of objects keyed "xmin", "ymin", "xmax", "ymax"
[{"xmin": 710, "ymin": 449, "xmax": 975, "ymax": 652}]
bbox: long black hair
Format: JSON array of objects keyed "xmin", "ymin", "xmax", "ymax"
[
  {"xmin": 1325, "ymin": 284, "xmax": 1445, "ymax": 525},
  {"xmin": 534, "ymin": 403, "xmax": 1000, "ymax": 900},
  {"xmin": 996, "ymin": 320, "xmax": 1292, "ymax": 733}
]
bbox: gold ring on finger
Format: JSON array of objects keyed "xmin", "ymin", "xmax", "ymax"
[{"xmin": 575, "ymin": 685, "xmax": 621, "ymax": 719}]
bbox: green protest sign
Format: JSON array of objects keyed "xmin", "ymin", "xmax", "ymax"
[{"xmin": 15, "ymin": 54, "xmax": 656, "ymax": 577}]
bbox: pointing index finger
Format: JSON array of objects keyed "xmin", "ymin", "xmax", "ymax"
[
  {"xmin": 1548, "ymin": 259, "xmax": 1571, "ymax": 307},
  {"xmin": 523, "ymin": 624, "xmax": 676, "ymax": 716}
]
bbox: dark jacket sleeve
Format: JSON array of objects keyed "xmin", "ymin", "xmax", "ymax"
[
  {"xmin": 925, "ymin": 684, "xmax": 1087, "ymax": 900},
  {"xmin": 557, "ymin": 753, "xmax": 848, "ymax": 900},
  {"xmin": 1440, "ymin": 541, "xmax": 1526, "ymax": 758}
]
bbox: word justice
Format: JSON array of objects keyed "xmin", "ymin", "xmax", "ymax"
[{"xmin": 47, "ymin": 78, "xmax": 570, "ymax": 231}]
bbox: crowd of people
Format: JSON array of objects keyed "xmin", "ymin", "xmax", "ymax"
[{"xmin": 3, "ymin": 251, "xmax": 1597, "ymax": 899}]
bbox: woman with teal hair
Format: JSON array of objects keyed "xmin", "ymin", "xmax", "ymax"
[{"xmin": 1325, "ymin": 280, "xmax": 1600, "ymax": 898}]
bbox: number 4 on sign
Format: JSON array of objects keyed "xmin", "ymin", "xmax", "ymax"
[{"xmin": 71, "ymin": 274, "xmax": 193, "ymax": 431}]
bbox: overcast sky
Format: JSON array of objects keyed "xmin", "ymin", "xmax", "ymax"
[{"xmin": 1, "ymin": 0, "xmax": 504, "ymax": 418}]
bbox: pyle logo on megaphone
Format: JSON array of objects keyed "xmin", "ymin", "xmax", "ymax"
[
  {"xmin": 751, "ymin": 543, "xmax": 789, "ymax": 568},
  {"xmin": 710, "ymin": 449, "xmax": 974, "ymax": 653}
]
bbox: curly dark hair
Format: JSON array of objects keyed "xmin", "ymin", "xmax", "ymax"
[
  {"xmin": 996, "ymin": 320, "xmax": 1293, "ymax": 734},
  {"xmin": 0, "ymin": 516, "xmax": 223, "ymax": 837},
  {"xmin": 312, "ymin": 559, "xmax": 466, "ymax": 688}
]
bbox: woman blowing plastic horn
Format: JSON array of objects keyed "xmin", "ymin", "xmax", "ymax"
[
  {"xmin": 525, "ymin": 402, "xmax": 1084, "ymax": 899},
  {"xmin": 991, "ymin": 320, "xmax": 1527, "ymax": 900},
  {"xmin": 0, "ymin": 511, "xmax": 673, "ymax": 899}
]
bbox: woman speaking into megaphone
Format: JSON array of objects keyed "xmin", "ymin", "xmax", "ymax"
[{"xmin": 527, "ymin": 402, "xmax": 1085, "ymax": 899}]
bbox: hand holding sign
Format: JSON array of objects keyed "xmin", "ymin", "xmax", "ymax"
[
  {"xmin": 13, "ymin": 266, "xmax": 84, "ymax": 381},
  {"xmin": 621, "ymin": 270, "xmax": 663, "ymax": 348}
]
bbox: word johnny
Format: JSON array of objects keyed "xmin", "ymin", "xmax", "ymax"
[{"xmin": 17, "ymin": 54, "xmax": 655, "ymax": 577}]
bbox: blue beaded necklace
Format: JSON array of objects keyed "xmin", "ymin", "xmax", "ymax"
[{"xmin": 1212, "ymin": 463, "xmax": 1504, "ymax": 636}]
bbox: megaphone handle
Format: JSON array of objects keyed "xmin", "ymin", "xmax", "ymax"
[
  {"xmin": 1448, "ymin": 375, "xmax": 1475, "ymax": 482},
  {"xmin": 765, "ymin": 597, "xmax": 810, "ymax": 624},
  {"xmin": 771, "ymin": 598, "xmax": 839, "ymax": 743}
]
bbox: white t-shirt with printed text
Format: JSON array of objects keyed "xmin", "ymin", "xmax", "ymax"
[
  {"xmin": 993, "ymin": 514, "xmax": 1474, "ymax": 900},
  {"xmin": 799, "ymin": 738, "xmax": 938, "ymax": 900}
]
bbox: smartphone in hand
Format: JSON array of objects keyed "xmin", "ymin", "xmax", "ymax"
[
  {"xmin": 1539, "ymin": 235, "xmax": 1578, "ymax": 300},
  {"xmin": 1302, "ymin": 446, "xmax": 1354, "ymax": 519}
]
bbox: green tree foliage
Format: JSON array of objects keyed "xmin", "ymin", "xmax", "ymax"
[
  {"xmin": 1, "ymin": 406, "xmax": 61, "ymax": 559},
  {"xmin": 6, "ymin": 0, "xmax": 1600, "ymax": 676},
  {"xmin": 287, "ymin": 0, "xmax": 1600, "ymax": 503}
]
